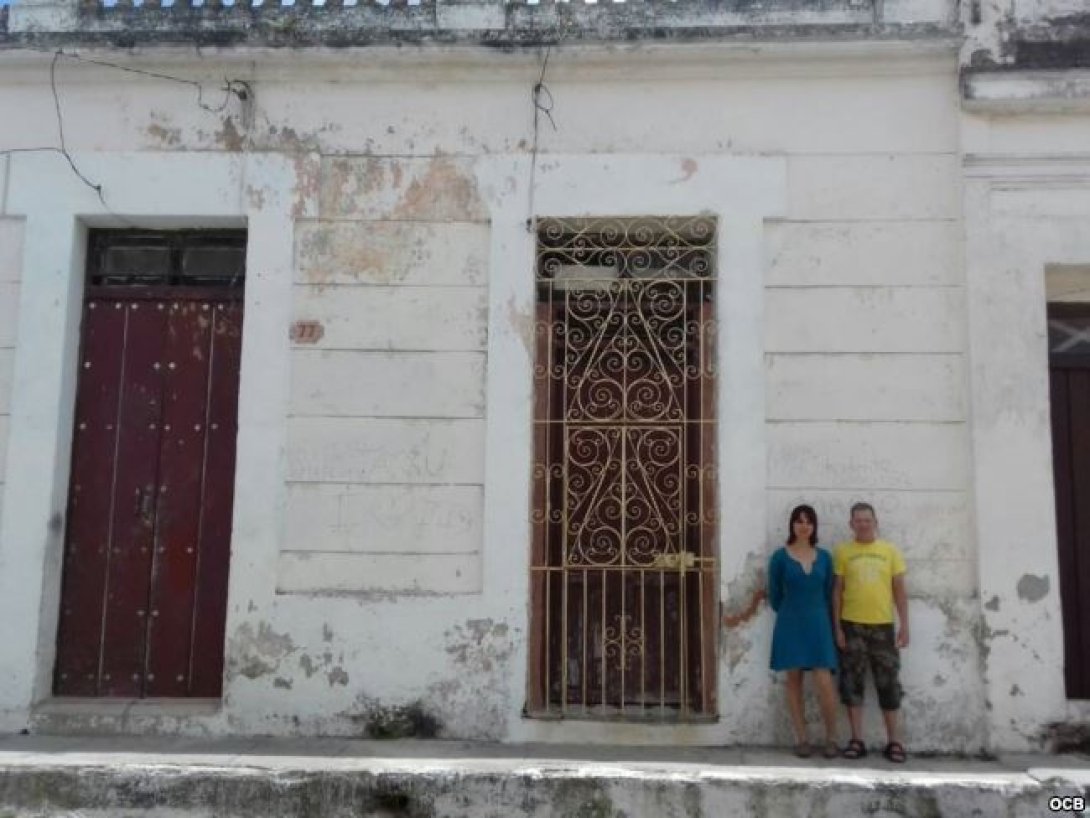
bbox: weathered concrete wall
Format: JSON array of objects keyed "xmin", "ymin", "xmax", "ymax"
[
  {"xmin": 0, "ymin": 202, "xmax": 23, "ymax": 531},
  {"xmin": 761, "ymin": 146, "xmax": 981, "ymax": 748},
  {"xmin": 959, "ymin": 105, "xmax": 1090, "ymax": 748},
  {"xmin": 963, "ymin": 0, "xmax": 1090, "ymax": 70},
  {"xmin": 0, "ymin": 42, "xmax": 1065, "ymax": 751},
  {"xmin": 285, "ymin": 188, "xmax": 489, "ymax": 594},
  {"xmin": 0, "ymin": 164, "xmax": 26, "ymax": 723},
  {"xmin": 4, "ymin": 0, "xmax": 960, "ymax": 48}
]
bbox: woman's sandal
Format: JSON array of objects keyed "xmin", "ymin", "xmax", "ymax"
[
  {"xmin": 841, "ymin": 739, "xmax": 867, "ymax": 759},
  {"xmin": 794, "ymin": 742, "xmax": 813, "ymax": 759},
  {"xmin": 822, "ymin": 740, "xmax": 840, "ymax": 759},
  {"xmin": 883, "ymin": 741, "xmax": 907, "ymax": 763}
]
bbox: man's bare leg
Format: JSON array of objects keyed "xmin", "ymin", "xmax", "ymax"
[
  {"xmin": 881, "ymin": 708, "xmax": 903, "ymax": 745},
  {"xmin": 846, "ymin": 704, "xmax": 864, "ymax": 742}
]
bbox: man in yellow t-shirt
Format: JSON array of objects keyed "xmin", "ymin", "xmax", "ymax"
[{"xmin": 832, "ymin": 502, "xmax": 909, "ymax": 763}]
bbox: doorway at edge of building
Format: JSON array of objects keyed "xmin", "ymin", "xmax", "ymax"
[
  {"xmin": 53, "ymin": 229, "xmax": 245, "ymax": 698},
  {"xmin": 1048, "ymin": 300, "xmax": 1090, "ymax": 701}
]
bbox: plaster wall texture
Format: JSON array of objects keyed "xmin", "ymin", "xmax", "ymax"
[
  {"xmin": 0, "ymin": 214, "xmax": 24, "ymax": 531},
  {"xmin": 1013, "ymin": 0, "xmax": 1089, "ymax": 22},
  {"xmin": 0, "ymin": 49, "xmax": 1055, "ymax": 751},
  {"xmin": 958, "ymin": 111, "xmax": 1090, "ymax": 748}
]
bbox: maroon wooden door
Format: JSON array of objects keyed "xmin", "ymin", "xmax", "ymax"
[
  {"xmin": 55, "ymin": 294, "xmax": 242, "ymax": 697},
  {"xmin": 1049, "ymin": 304, "xmax": 1090, "ymax": 700}
]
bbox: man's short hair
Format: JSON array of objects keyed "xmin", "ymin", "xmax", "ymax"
[{"xmin": 849, "ymin": 501, "xmax": 877, "ymax": 520}]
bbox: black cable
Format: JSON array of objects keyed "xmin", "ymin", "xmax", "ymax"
[
  {"xmin": 0, "ymin": 49, "xmax": 251, "ymax": 228},
  {"xmin": 50, "ymin": 50, "xmax": 107, "ymax": 205},
  {"xmin": 526, "ymin": 45, "xmax": 556, "ymax": 234},
  {"xmin": 53, "ymin": 50, "xmax": 250, "ymax": 113}
]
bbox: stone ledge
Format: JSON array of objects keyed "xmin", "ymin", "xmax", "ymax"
[
  {"xmin": 961, "ymin": 67, "xmax": 1090, "ymax": 112},
  {"xmin": 0, "ymin": 735, "xmax": 1086, "ymax": 817},
  {"xmin": 0, "ymin": 0, "xmax": 962, "ymax": 47}
]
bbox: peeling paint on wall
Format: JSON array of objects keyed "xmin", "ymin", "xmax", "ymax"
[
  {"xmin": 215, "ymin": 117, "xmax": 246, "ymax": 153},
  {"xmin": 721, "ymin": 554, "xmax": 766, "ymax": 630},
  {"xmin": 721, "ymin": 553, "xmax": 765, "ymax": 673},
  {"xmin": 327, "ymin": 666, "xmax": 349, "ymax": 687},
  {"xmin": 1016, "ymin": 573, "xmax": 1050, "ymax": 603},
  {"xmin": 401, "ymin": 158, "xmax": 484, "ymax": 220},
  {"xmin": 146, "ymin": 121, "xmax": 181, "ymax": 148},
  {"xmin": 423, "ymin": 619, "xmax": 516, "ymax": 739},
  {"xmin": 506, "ymin": 295, "xmax": 534, "ymax": 360},
  {"xmin": 228, "ymin": 622, "xmax": 297, "ymax": 680},
  {"xmin": 291, "ymin": 155, "xmax": 321, "ymax": 221}
]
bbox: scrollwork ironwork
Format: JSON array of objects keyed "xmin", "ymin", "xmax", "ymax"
[{"xmin": 532, "ymin": 216, "xmax": 718, "ymax": 717}]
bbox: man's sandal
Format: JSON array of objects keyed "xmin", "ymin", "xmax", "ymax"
[
  {"xmin": 822, "ymin": 740, "xmax": 840, "ymax": 759},
  {"xmin": 841, "ymin": 739, "xmax": 867, "ymax": 759},
  {"xmin": 883, "ymin": 742, "xmax": 907, "ymax": 763},
  {"xmin": 794, "ymin": 742, "xmax": 812, "ymax": 759}
]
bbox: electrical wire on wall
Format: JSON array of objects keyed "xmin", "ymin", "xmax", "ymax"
[
  {"xmin": 526, "ymin": 45, "xmax": 557, "ymax": 234},
  {"xmin": 0, "ymin": 48, "xmax": 252, "ymax": 226}
]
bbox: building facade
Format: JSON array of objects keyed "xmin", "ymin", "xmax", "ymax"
[{"xmin": 0, "ymin": 0, "xmax": 1087, "ymax": 752}]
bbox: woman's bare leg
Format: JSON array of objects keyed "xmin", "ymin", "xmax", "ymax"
[
  {"xmin": 785, "ymin": 670, "xmax": 807, "ymax": 744},
  {"xmin": 812, "ymin": 669, "xmax": 839, "ymax": 743}
]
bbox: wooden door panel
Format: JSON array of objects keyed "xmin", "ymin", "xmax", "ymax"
[
  {"xmin": 189, "ymin": 302, "xmax": 243, "ymax": 696},
  {"xmin": 1051, "ymin": 362, "xmax": 1090, "ymax": 700},
  {"xmin": 1051, "ymin": 371, "xmax": 1078, "ymax": 696},
  {"xmin": 1068, "ymin": 370, "xmax": 1090, "ymax": 695},
  {"xmin": 57, "ymin": 297, "xmax": 241, "ymax": 698},
  {"xmin": 1048, "ymin": 305, "xmax": 1090, "ymax": 700},
  {"xmin": 56, "ymin": 230, "xmax": 245, "ymax": 699},
  {"xmin": 145, "ymin": 302, "xmax": 214, "ymax": 696},
  {"xmin": 55, "ymin": 301, "xmax": 128, "ymax": 695},
  {"xmin": 99, "ymin": 303, "xmax": 168, "ymax": 697}
]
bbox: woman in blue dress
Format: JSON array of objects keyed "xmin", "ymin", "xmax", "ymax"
[{"xmin": 768, "ymin": 504, "xmax": 839, "ymax": 758}]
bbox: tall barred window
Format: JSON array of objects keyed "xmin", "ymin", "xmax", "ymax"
[{"xmin": 528, "ymin": 216, "xmax": 718, "ymax": 720}]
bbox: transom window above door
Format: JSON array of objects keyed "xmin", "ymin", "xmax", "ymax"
[{"xmin": 88, "ymin": 231, "xmax": 246, "ymax": 289}]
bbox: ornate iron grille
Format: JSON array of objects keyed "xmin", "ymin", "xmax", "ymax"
[{"xmin": 529, "ymin": 216, "xmax": 718, "ymax": 720}]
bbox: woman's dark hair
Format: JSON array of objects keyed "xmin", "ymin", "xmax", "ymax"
[{"xmin": 787, "ymin": 504, "xmax": 819, "ymax": 546}]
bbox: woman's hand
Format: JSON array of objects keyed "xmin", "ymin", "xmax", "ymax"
[
  {"xmin": 835, "ymin": 627, "xmax": 846, "ymax": 650},
  {"xmin": 722, "ymin": 587, "xmax": 766, "ymax": 628}
]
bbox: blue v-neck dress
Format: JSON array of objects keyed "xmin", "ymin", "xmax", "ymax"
[{"xmin": 768, "ymin": 547, "xmax": 838, "ymax": 672}]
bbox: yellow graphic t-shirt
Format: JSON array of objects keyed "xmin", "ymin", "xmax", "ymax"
[{"xmin": 833, "ymin": 539, "xmax": 906, "ymax": 625}]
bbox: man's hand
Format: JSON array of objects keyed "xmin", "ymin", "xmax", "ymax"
[
  {"xmin": 835, "ymin": 627, "xmax": 846, "ymax": 650},
  {"xmin": 892, "ymin": 574, "xmax": 909, "ymax": 649}
]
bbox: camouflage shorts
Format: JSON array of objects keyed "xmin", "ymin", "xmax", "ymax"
[{"xmin": 838, "ymin": 622, "xmax": 903, "ymax": 711}]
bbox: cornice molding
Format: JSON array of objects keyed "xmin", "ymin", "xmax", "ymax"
[{"xmin": 962, "ymin": 68, "xmax": 1090, "ymax": 113}]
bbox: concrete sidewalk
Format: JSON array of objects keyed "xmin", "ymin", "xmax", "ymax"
[{"xmin": 0, "ymin": 734, "xmax": 1087, "ymax": 817}]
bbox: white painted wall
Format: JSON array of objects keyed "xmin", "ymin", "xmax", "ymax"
[
  {"xmin": 961, "ymin": 106, "xmax": 1090, "ymax": 747},
  {"xmin": 0, "ymin": 202, "xmax": 25, "ymax": 532},
  {"xmin": 0, "ymin": 43, "xmax": 1071, "ymax": 751}
]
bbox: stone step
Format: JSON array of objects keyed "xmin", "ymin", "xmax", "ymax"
[{"xmin": 0, "ymin": 735, "xmax": 1087, "ymax": 817}]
